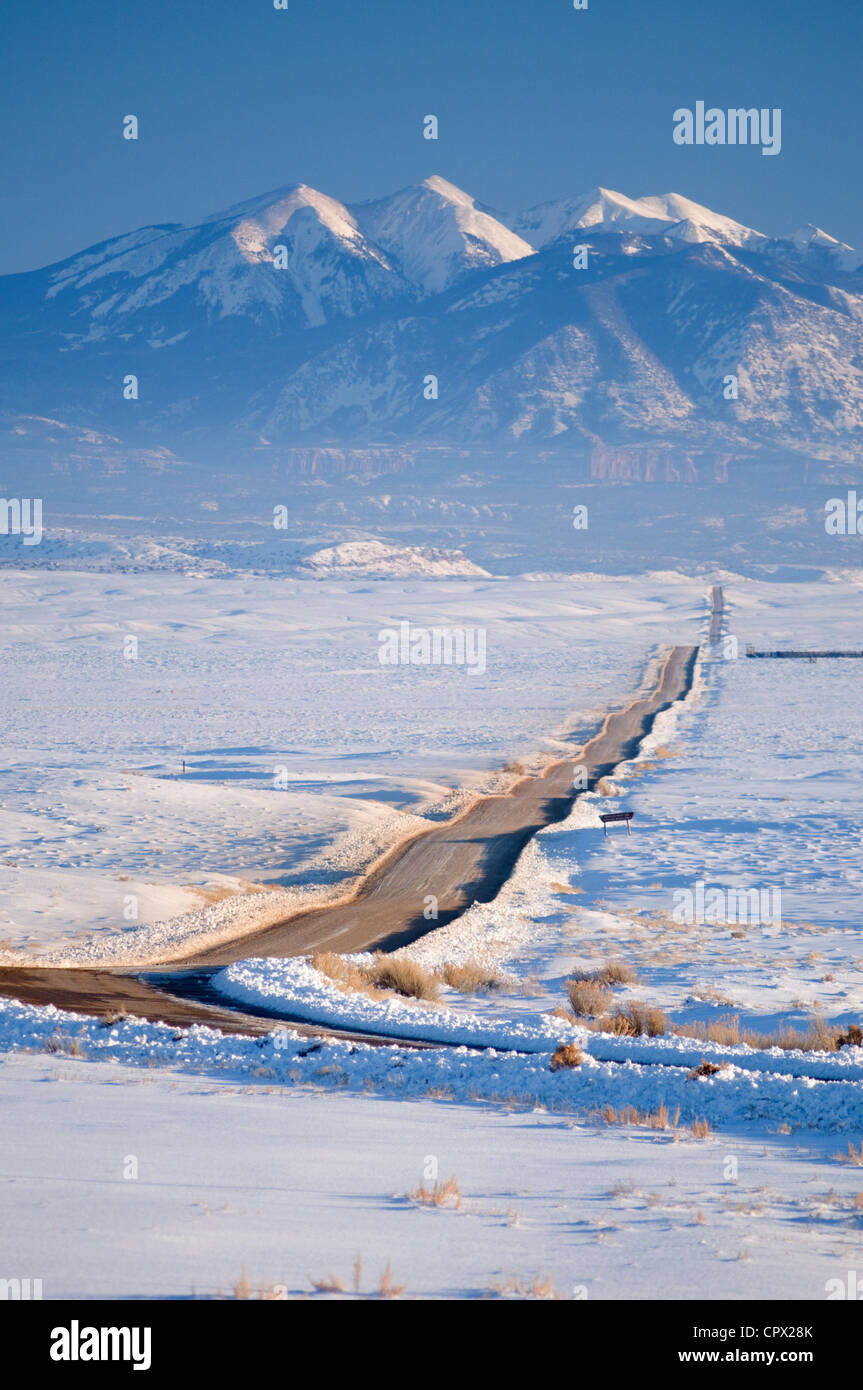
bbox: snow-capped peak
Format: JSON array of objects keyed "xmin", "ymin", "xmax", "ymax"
[
  {"xmin": 350, "ymin": 175, "xmax": 534, "ymax": 294},
  {"xmin": 508, "ymin": 186, "xmax": 656, "ymax": 247},
  {"xmin": 421, "ymin": 174, "xmax": 480, "ymax": 207},
  {"xmin": 229, "ymin": 184, "xmax": 364, "ymax": 263},
  {"xmin": 42, "ymin": 180, "xmax": 410, "ymax": 332},
  {"xmin": 789, "ymin": 223, "xmax": 860, "ymax": 270},
  {"xmin": 644, "ymin": 193, "xmax": 765, "ymax": 249},
  {"xmin": 508, "ymin": 185, "xmax": 764, "ymax": 252}
]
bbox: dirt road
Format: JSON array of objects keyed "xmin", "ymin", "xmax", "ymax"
[{"xmin": 175, "ymin": 644, "xmax": 698, "ymax": 964}]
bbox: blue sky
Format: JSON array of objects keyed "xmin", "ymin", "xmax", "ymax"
[{"xmin": 0, "ymin": 0, "xmax": 860, "ymax": 273}]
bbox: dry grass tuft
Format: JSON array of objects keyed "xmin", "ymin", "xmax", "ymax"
[
  {"xmin": 258, "ymin": 1282, "xmax": 289, "ymax": 1301},
  {"xmin": 440, "ymin": 960, "xmax": 505, "ymax": 994},
  {"xmin": 42, "ymin": 1031, "xmax": 87, "ymax": 1057},
  {"xmin": 594, "ymin": 960, "xmax": 638, "ymax": 987},
  {"xmin": 599, "ymin": 1001, "xmax": 669, "ymax": 1038},
  {"xmin": 424, "ymin": 1084, "xmax": 454, "ymax": 1101},
  {"xmin": 569, "ymin": 958, "xmax": 637, "ymax": 988},
  {"xmin": 567, "ymin": 979, "xmax": 612, "ymax": 1017},
  {"xmin": 99, "ymin": 1009, "xmax": 128, "ymax": 1028},
  {"xmin": 676, "ymin": 1014, "xmax": 743, "ymax": 1047},
  {"xmin": 409, "ymin": 1175, "xmax": 462, "ymax": 1209},
  {"xmin": 566, "ymin": 959, "xmax": 641, "ymax": 1020},
  {"xmin": 219, "ymin": 1273, "xmax": 290, "ymax": 1299},
  {"xmin": 675, "ymin": 1012, "xmax": 842, "ymax": 1053},
  {"xmin": 310, "ymin": 949, "xmax": 441, "ymax": 1002},
  {"xmin": 550, "ymin": 1042, "xmax": 583, "ymax": 1071},
  {"xmin": 837, "ymin": 1142, "xmax": 863, "ymax": 1166},
  {"xmin": 193, "ymin": 878, "xmax": 276, "ymax": 905},
  {"xmin": 591, "ymin": 1103, "xmax": 710, "ymax": 1139},
  {"xmin": 594, "ymin": 1102, "xmax": 674, "ymax": 1131},
  {"xmin": 610, "ymin": 1180, "xmax": 637, "ymax": 1197},
  {"xmin": 490, "ymin": 1274, "xmax": 564, "ymax": 1300},
  {"xmin": 311, "ymin": 951, "xmax": 380, "ymax": 997},
  {"xmin": 366, "ymin": 953, "xmax": 441, "ymax": 1001},
  {"xmin": 752, "ymin": 1015, "xmax": 839, "ymax": 1052},
  {"xmin": 295, "ymin": 1253, "xmax": 404, "ymax": 1299},
  {"xmin": 309, "ymin": 1271, "xmax": 348, "ymax": 1294},
  {"xmin": 377, "ymin": 1262, "xmax": 405, "ymax": 1299},
  {"xmin": 687, "ymin": 1059, "xmax": 722, "ymax": 1079}
]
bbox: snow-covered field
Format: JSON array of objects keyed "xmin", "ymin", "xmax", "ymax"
[
  {"xmin": 7, "ymin": 1050, "xmax": 863, "ymax": 1302},
  {"xmin": 2, "ymin": 561, "xmax": 863, "ymax": 1300}
]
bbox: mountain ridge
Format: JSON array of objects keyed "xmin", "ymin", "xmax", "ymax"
[{"xmin": 1, "ymin": 174, "xmax": 861, "ymax": 459}]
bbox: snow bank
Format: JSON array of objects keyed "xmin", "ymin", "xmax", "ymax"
[
  {"xmin": 2, "ymin": 994, "xmax": 863, "ymax": 1133},
  {"xmin": 217, "ymin": 955, "xmax": 579, "ymax": 1050},
  {"xmin": 217, "ymin": 953, "xmax": 863, "ymax": 1084}
]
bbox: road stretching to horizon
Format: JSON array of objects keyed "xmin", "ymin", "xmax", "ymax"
[
  {"xmin": 179, "ymin": 644, "xmax": 699, "ymax": 965},
  {"xmin": 0, "ymin": 642, "xmax": 700, "ymax": 1035}
]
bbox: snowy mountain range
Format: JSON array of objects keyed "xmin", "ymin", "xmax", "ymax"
[{"xmin": 2, "ymin": 174, "xmax": 862, "ymax": 459}]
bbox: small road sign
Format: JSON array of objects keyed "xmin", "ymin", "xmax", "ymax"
[{"xmin": 600, "ymin": 811, "xmax": 634, "ymax": 836}]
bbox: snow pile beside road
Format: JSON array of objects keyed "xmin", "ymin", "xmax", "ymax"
[
  {"xmin": 2, "ymin": 994, "xmax": 863, "ymax": 1132},
  {"xmin": 401, "ymin": 837, "xmax": 573, "ymax": 974},
  {"xmin": 401, "ymin": 796, "xmax": 613, "ymax": 978},
  {"xmin": 217, "ymin": 955, "xmax": 579, "ymax": 1050},
  {"xmin": 585, "ymin": 1031, "xmax": 863, "ymax": 1083},
  {"xmin": 217, "ymin": 951, "xmax": 863, "ymax": 1084}
]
